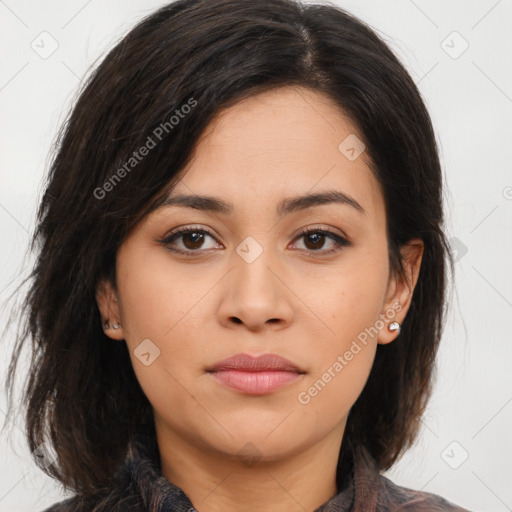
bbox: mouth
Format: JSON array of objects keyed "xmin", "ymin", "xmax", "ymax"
[{"xmin": 206, "ymin": 353, "xmax": 306, "ymax": 395}]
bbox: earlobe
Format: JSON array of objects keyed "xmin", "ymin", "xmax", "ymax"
[
  {"xmin": 95, "ymin": 278, "xmax": 124, "ymax": 340},
  {"xmin": 377, "ymin": 238, "xmax": 424, "ymax": 345}
]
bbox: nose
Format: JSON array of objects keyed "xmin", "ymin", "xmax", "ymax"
[{"xmin": 216, "ymin": 245, "xmax": 294, "ymax": 332}]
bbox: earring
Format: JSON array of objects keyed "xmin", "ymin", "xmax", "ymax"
[
  {"xmin": 103, "ymin": 320, "xmax": 121, "ymax": 330},
  {"xmin": 388, "ymin": 321, "xmax": 401, "ymax": 334},
  {"xmin": 103, "ymin": 298, "xmax": 120, "ymax": 329}
]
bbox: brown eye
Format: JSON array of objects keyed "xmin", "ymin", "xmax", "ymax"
[
  {"xmin": 159, "ymin": 226, "xmax": 221, "ymax": 255},
  {"xmin": 292, "ymin": 228, "xmax": 350, "ymax": 256},
  {"xmin": 303, "ymin": 232, "xmax": 326, "ymax": 251},
  {"xmin": 182, "ymin": 231, "xmax": 206, "ymax": 250}
]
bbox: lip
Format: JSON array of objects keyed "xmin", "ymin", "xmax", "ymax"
[
  {"xmin": 206, "ymin": 353, "xmax": 306, "ymax": 395},
  {"xmin": 207, "ymin": 353, "xmax": 305, "ymax": 373}
]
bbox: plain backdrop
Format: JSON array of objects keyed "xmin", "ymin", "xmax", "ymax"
[{"xmin": 1, "ymin": 1, "xmax": 511, "ymax": 511}]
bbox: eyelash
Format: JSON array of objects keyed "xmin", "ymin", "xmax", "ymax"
[{"xmin": 157, "ymin": 225, "xmax": 350, "ymax": 258}]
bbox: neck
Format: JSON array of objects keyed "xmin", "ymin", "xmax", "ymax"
[{"xmin": 155, "ymin": 420, "xmax": 346, "ymax": 512}]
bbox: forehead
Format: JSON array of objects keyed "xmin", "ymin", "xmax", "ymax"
[{"xmin": 169, "ymin": 86, "xmax": 384, "ymax": 221}]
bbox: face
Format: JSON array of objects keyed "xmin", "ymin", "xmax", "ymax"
[{"xmin": 97, "ymin": 86, "xmax": 423, "ymax": 465}]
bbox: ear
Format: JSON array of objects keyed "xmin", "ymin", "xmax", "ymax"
[
  {"xmin": 96, "ymin": 278, "xmax": 125, "ymax": 340},
  {"xmin": 377, "ymin": 238, "xmax": 424, "ymax": 345}
]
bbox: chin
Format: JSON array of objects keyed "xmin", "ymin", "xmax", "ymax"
[{"xmin": 215, "ymin": 427, "xmax": 312, "ymax": 462}]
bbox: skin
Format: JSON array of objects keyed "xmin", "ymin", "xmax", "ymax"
[{"xmin": 96, "ymin": 86, "xmax": 423, "ymax": 512}]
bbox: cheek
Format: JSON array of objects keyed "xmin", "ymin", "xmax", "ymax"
[
  {"xmin": 296, "ymin": 348, "xmax": 375, "ymax": 432},
  {"xmin": 294, "ymin": 281, "xmax": 382, "ymax": 428},
  {"xmin": 114, "ymin": 255, "xmax": 202, "ymax": 424},
  {"xmin": 300, "ymin": 249, "xmax": 389, "ymax": 347},
  {"xmin": 115, "ymin": 243, "xmax": 206, "ymax": 344},
  {"xmin": 114, "ymin": 244, "xmax": 219, "ymax": 395},
  {"xmin": 279, "ymin": 253, "xmax": 388, "ymax": 430}
]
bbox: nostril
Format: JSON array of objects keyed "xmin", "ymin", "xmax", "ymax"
[{"xmin": 231, "ymin": 317, "xmax": 242, "ymax": 324}]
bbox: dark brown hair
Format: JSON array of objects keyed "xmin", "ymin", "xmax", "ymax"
[{"xmin": 4, "ymin": 0, "xmax": 453, "ymax": 503}]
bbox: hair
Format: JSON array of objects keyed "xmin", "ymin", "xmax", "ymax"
[{"xmin": 4, "ymin": 0, "xmax": 454, "ymax": 505}]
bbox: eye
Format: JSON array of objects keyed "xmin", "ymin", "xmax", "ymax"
[
  {"xmin": 158, "ymin": 225, "xmax": 221, "ymax": 255},
  {"xmin": 291, "ymin": 227, "xmax": 350, "ymax": 256},
  {"xmin": 157, "ymin": 225, "xmax": 350, "ymax": 257}
]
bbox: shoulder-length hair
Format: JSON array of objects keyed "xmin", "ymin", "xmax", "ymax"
[{"xmin": 5, "ymin": 0, "xmax": 453, "ymax": 500}]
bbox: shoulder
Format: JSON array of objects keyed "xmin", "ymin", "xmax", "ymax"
[
  {"xmin": 39, "ymin": 487, "xmax": 143, "ymax": 512},
  {"xmin": 378, "ymin": 474, "xmax": 473, "ymax": 511},
  {"xmin": 40, "ymin": 496, "xmax": 80, "ymax": 512}
]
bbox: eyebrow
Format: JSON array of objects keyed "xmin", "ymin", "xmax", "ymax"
[{"xmin": 153, "ymin": 190, "xmax": 365, "ymax": 217}]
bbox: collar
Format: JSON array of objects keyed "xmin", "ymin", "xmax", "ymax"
[{"xmin": 125, "ymin": 426, "xmax": 380, "ymax": 512}]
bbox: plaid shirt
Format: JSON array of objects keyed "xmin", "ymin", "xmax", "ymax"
[{"xmin": 43, "ymin": 428, "xmax": 472, "ymax": 512}]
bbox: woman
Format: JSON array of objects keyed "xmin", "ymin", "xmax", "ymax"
[{"xmin": 5, "ymin": 0, "xmax": 472, "ymax": 510}]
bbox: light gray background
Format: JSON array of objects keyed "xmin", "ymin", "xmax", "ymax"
[{"xmin": 1, "ymin": 1, "xmax": 511, "ymax": 511}]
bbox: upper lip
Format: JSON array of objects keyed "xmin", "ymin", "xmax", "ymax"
[{"xmin": 207, "ymin": 353, "xmax": 306, "ymax": 373}]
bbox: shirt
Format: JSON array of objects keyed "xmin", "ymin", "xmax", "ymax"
[{"xmin": 42, "ymin": 426, "xmax": 472, "ymax": 512}]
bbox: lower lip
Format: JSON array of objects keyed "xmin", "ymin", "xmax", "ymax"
[{"xmin": 209, "ymin": 370, "xmax": 303, "ymax": 394}]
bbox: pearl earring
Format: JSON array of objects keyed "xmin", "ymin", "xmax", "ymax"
[
  {"xmin": 103, "ymin": 298, "xmax": 120, "ymax": 330},
  {"xmin": 388, "ymin": 321, "xmax": 401, "ymax": 334},
  {"xmin": 103, "ymin": 320, "xmax": 121, "ymax": 330}
]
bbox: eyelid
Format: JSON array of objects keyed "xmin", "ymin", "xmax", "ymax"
[
  {"xmin": 159, "ymin": 224, "xmax": 223, "ymax": 249},
  {"xmin": 290, "ymin": 224, "xmax": 349, "ymax": 243}
]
